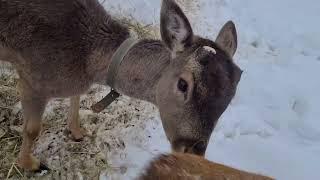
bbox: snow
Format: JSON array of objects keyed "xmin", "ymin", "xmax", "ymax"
[{"xmin": 99, "ymin": 0, "xmax": 320, "ymax": 179}]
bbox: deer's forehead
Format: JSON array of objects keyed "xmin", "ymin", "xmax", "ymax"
[
  {"xmin": 183, "ymin": 56, "xmax": 211, "ymax": 99},
  {"xmin": 179, "ymin": 44, "xmax": 228, "ymax": 79},
  {"xmin": 182, "ymin": 48, "xmax": 216, "ymax": 80},
  {"xmin": 184, "ymin": 55, "xmax": 202, "ymax": 79}
]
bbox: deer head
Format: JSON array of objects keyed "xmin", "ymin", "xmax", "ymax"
[{"xmin": 156, "ymin": 0, "xmax": 242, "ymax": 156}]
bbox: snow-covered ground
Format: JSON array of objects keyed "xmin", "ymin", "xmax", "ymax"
[{"xmin": 100, "ymin": 0, "xmax": 320, "ymax": 179}]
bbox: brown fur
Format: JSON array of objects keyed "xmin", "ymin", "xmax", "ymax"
[
  {"xmin": 139, "ymin": 153, "xmax": 274, "ymax": 180},
  {"xmin": 0, "ymin": 0, "xmax": 242, "ymax": 170}
]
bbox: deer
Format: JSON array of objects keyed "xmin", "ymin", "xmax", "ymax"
[
  {"xmin": 139, "ymin": 153, "xmax": 274, "ymax": 180},
  {"xmin": 0, "ymin": 0, "xmax": 242, "ymax": 171}
]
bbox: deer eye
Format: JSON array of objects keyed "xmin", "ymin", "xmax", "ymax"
[{"xmin": 177, "ymin": 78, "xmax": 188, "ymax": 93}]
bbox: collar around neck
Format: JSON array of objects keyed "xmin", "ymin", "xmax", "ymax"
[{"xmin": 106, "ymin": 37, "xmax": 139, "ymax": 89}]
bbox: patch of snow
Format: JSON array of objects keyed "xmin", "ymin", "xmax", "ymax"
[{"xmin": 99, "ymin": 0, "xmax": 320, "ymax": 179}]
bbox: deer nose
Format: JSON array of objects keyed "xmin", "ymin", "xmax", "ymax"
[{"xmin": 172, "ymin": 140, "xmax": 208, "ymax": 156}]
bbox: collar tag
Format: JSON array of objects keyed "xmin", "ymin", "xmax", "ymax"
[{"xmin": 91, "ymin": 89, "xmax": 120, "ymax": 113}]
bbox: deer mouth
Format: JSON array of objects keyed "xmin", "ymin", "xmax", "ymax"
[{"xmin": 171, "ymin": 139, "xmax": 208, "ymax": 156}]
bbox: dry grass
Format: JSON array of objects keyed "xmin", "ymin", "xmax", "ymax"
[
  {"xmin": 121, "ymin": 17, "xmax": 159, "ymax": 39},
  {"xmin": 0, "ymin": 64, "xmax": 143, "ymax": 180},
  {"xmin": 0, "ymin": 65, "xmax": 23, "ymax": 179}
]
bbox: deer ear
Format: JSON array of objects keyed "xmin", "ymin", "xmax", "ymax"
[
  {"xmin": 160, "ymin": 0, "xmax": 194, "ymax": 55},
  {"xmin": 215, "ymin": 21, "xmax": 238, "ymax": 57}
]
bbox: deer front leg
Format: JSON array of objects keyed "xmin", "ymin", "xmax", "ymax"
[
  {"xmin": 67, "ymin": 95, "xmax": 85, "ymax": 141},
  {"xmin": 17, "ymin": 85, "xmax": 48, "ymax": 171}
]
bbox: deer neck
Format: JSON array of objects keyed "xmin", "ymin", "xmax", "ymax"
[
  {"xmin": 112, "ymin": 39, "xmax": 171, "ymax": 104},
  {"xmin": 86, "ymin": 16, "xmax": 170, "ymax": 105},
  {"xmin": 86, "ymin": 15, "xmax": 130, "ymax": 85}
]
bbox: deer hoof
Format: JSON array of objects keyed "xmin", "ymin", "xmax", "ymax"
[
  {"xmin": 17, "ymin": 154, "xmax": 49, "ymax": 172},
  {"xmin": 65, "ymin": 128, "xmax": 86, "ymax": 142},
  {"xmin": 34, "ymin": 162, "xmax": 50, "ymax": 173}
]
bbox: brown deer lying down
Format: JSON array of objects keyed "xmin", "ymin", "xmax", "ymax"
[
  {"xmin": 0, "ymin": 0, "xmax": 242, "ymax": 171},
  {"xmin": 139, "ymin": 153, "xmax": 274, "ymax": 180}
]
